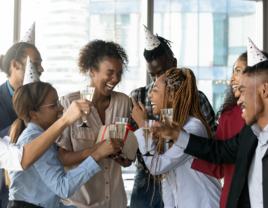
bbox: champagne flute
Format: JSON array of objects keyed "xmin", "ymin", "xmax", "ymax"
[
  {"xmin": 109, "ymin": 124, "xmax": 122, "ymax": 154},
  {"xmin": 114, "ymin": 117, "xmax": 128, "ymax": 154},
  {"xmin": 78, "ymin": 86, "xmax": 95, "ymax": 128},
  {"xmin": 161, "ymin": 108, "xmax": 173, "ymax": 143},
  {"xmin": 142, "ymin": 119, "xmax": 155, "ymax": 156}
]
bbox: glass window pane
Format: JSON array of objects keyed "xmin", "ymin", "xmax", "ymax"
[
  {"xmin": 154, "ymin": 0, "xmax": 260, "ymax": 113},
  {"xmin": 0, "ymin": 1, "xmax": 14, "ymax": 84},
  {"xmin": 21, "ymin": 0, "xmax": 145, "ymax": 97}
]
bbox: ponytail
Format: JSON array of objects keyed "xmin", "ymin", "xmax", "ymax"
[
  {"xmin": 5, "ymin": 118, "xmax": 26, "ymax": 187},
  {"xmin": 9, "ymin": 118, "xmax": 26, "ymax": 144}
]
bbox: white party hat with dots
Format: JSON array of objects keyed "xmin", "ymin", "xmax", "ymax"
[
  {"xmin": 247, "ymin": 37, "xmax": 267, "ymax": 66},
  {"xmin": 23, "ymin": 56, "xmax": 40, "ymax": 85},
  {"xmin": 21, "ymin": 22, "xmax": 35, "ymax": 45},
  {"xmin": 144, "ymin": 25, "xmax": 160, "ymax": 51}
]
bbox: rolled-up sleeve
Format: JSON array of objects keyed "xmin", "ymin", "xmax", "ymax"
[{"xmin": 0, "ymin": 136, "xmax": 23, "ymax": 171}]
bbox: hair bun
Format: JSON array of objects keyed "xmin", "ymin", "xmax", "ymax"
[{"xmin": 0, "ymin": 55, "xmax": 5, "ymax": 72}]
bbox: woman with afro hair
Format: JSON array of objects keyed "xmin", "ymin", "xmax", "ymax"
[{"xmin": 56, "ymin": 40, "xmax": 132, "ymax": 208}]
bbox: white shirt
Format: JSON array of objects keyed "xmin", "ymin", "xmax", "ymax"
[
  {"xmin": 248, "ymin": 123, "xmax": 268, "ymax": 208},
  {"xmin": 135, "ymin": 116, "xmax": 221, "ymax": 208},
  {"xmin": 0, "ymin": 136, "xmax": 23, "ymax": 171}
]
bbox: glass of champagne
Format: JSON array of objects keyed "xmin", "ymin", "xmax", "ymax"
[
  {"xmin": 114, "ymin": 117, "xmax": 128, "ymax": 140},
  {"xmin": 114, "ymin": 117, "xmax": 128, "ymax": 154},
  {"xmin": 109, "ymin": 124, "xmax": 121, "ymax": 154},
  {"xmin": 142, "ymin": 119, "xmax": 155, "ymax": 156},
  {"xmin": 78, "ymin": 86, "xmax": 95, "ymax": 128},
  {"xmin": 161, "ymin": 108, "xmax": 173, "ymax": 143}
]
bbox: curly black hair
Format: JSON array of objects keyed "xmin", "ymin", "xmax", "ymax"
[
  {"xmin": 143, "ymin": 35, "xmax": 174, "ymax": 63},
  {"xmin": 216, "ymin": 50, "xmax": 268, "ymax": 120},
  {"xmin": 78, "ymin": 40, "xmax": 128, "ymax": 75}
]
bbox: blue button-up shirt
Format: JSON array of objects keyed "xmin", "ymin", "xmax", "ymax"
[{"xmin": 8, "ymin": 123, "xmax": 100, "ymax": 208}]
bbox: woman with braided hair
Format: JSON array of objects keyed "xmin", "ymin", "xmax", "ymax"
[{"xmin": 131, "ymin": 67, "xmax": 221, "ymax": 208}]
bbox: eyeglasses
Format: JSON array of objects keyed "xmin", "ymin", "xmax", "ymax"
[{"xmin": 39, "ymin": 99, "xmax": 61, "ymax": 111}]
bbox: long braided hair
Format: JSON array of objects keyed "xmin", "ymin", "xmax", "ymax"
[
  {"xmin": 148, "ymin": 67, "xmax": 213, "ymax": 205},
  {"xmin": 156, "ymin": 67, "xmax": 213, "ymax": 153}
]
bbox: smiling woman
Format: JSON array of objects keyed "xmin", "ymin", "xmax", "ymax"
[{"xmin": 56, "ymin": 40, "xmax": 132, "ymax": 208}]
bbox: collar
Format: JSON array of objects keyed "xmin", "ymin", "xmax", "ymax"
[
  {"xmin": 6, "ymin": 80, "xmax": 14, "ymax": 96},
  {"xmin": 28, "ymin": 122, "xmax": 45, "ymax": 133},
  {"xmin": 251, "ymin": 123, "xmax": 268, "ymax": 145}
]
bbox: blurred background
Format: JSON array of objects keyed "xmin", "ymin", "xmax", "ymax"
[{"xmin": 0, "ymin": 0, "xmax": 266, "ymax": 205}]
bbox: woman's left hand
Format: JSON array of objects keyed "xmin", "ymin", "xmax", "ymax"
[{"xmin": 131, "ymin": 95, "xmax": 148, "ymax": 128}]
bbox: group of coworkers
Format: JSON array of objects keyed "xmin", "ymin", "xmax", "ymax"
[{"xmin": 0, "ymin": 21, "xmax": 268, "ymax": 208}]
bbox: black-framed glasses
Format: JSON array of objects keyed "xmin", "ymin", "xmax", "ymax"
[{"xmin": 39, "ymin": 99, "xmax": 61, "ymax": 111}]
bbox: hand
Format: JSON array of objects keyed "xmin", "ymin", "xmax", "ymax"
[
  {"xmin": 112, "ymin": 156, "xmax": 132, "ymax": 168},
  {"xmin": 149, "ymin": 121, "xmax": 180, "ymax": 141},
  {"xmin": 131, "ymin": 95, "xmax": 148, "ymax": 128},
  {"xmin": 96, "ymin": 138, "xmax": 124, "ymax": 158},
  {"xmin": 61, "ymin": 99, "xmax": 93, "ymax": 126}
]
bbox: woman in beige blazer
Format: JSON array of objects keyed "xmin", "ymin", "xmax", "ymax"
[{"xmin": 57, "ymin": 40, "xmax": 131, "ymax": 208}]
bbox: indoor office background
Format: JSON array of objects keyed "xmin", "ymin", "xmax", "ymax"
[{"xmin": 0, "ymin": 0, "xmax": 266, "ymax": 205}]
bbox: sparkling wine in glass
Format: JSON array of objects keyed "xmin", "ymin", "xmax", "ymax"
[
  {"xmin": 77, "ymin": 86, "xmax": 95, "ymax": 128},
  {"xmin": 114, "ymin": 117, "xmax": 128, "ymax": 140},
  {"xmin": 161, "ymin": 108, "xmax": 173, "ymax": 143},
  {"xmin": 142, "ymin": 119, "xmax": 155, "ymax": 156}
]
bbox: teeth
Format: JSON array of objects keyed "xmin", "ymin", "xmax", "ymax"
[
  {"xmin": 232, "ymin": 85, "xmax": 238, "ymax": 89},
  {"xmin": 242, "ymin": 109, "xmax": 245, "ymax": 113},
  {"xmin": 106, "ymin": 84, "xmax": 114, "ymax": 88}
]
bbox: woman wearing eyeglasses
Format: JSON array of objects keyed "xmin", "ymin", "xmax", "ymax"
[{"xmin": 7, "ymin": 81, "xmax": 123, "ymax": 208}]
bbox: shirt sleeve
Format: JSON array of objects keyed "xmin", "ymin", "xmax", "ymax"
[
  {"xmin": 56, "ymin": 96, "xmax": 73, "ymax": 151},
  {"xmin": 134, "ymin": 121, "xmax": 208, "ymax": 175},
  {"xmin": 34, "ymin": 144, "xmax": 100, "ymax": 199},
  {"xmin": 0, "ymin": 136, "xmax": 23, "ymax": 171}
]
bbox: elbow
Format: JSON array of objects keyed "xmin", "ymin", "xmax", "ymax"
[{"xmin": 20, "ymin": 162, "xmax": 29, "ymax": 171}]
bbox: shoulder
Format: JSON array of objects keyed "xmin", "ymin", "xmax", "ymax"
[
  {"xmin": 112, "ymin": 91, "xmax": 130, "ymax": 102},
  {"xmin": 63, "ymin": 91, "xmax": 80, "ymax": 102},
  {"xmin": 17, "ymin": 126, "xmax": 43, "ymax": 147},
  {"xmin": 184, "ymin": 116, "xmax": 208, "ymax": 137},
  {"xmin": 0, "ymin": 81, "xmax": 8, "ymax": 98}
]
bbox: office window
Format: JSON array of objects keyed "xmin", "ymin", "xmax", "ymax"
[
  {"xmin": 0, "ymin": 1, "xmax": 14, "ymax": 84},
  {"xmin": 154, "ymin": 0, "xmax": 259, "ymax": 113},
  {"xmin": 20, "ymin": 0, "xmax": 145, "ymax": 98}
]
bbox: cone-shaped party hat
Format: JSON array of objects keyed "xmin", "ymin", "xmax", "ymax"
[
  {"xmin": 23, "ymin": 56, "xmax": 40, "ymax": 85},
  {"xmin": 247, "ymin": 37, "xmax": 267, "ymax": 66},
  {"xmin": 21, "ymin": 22, "xmax": 35, "ymax": 45},
  {"xmin": 144, "ymin": 25, "xmax": 160, "ymax": 51}
]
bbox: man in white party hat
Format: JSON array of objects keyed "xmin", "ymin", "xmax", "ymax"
[
  {"xmin": 129, "ymin": 25, "xmax": 217, "ymax": 208},
  {"xmin": 0, "ymin": 22, "xmax": 43, "ymax": 207},
  {"xmin": 149, "ymin": 37, "xmax": 268, "ymax": 208}
]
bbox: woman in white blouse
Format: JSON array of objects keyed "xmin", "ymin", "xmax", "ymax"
[
  {"xmin": 0, "ymin": 99, "xmax": 92, "ymax": 171},
  {"xmin": 131, "ymin": 67, "xmax": 221, "ymax": 208}
]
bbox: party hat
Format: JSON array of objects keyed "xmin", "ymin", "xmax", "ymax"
[
  {"xmin": 23, "ymin": 56, "xmax": 40, "ymax": 85},
  {"xmin": 21, "ymin": 22, "xmax": 35, "ymax": 45},
  {"xmin": 144, "ymin": 25, "xmax": 160, "ymax": 51},
  {"xmin": 247, "ymin": 37, "xmax": 267, "ymax": 66}
]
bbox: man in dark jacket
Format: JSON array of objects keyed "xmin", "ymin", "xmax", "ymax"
[{"xmin": 149, "ymin": 60, "xmax": 268, "ymax": 208}]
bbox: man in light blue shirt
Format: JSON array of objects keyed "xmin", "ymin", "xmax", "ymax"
[{"xmin": 8, "ymin": 123, "xmax": 101, "ymax": 208}]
